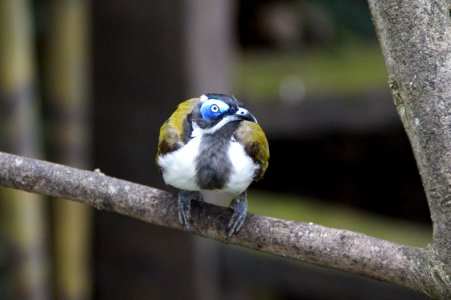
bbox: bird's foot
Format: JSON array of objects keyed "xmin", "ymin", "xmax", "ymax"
[
  {"xmin": 177, "ymin": 191, "xmax": 202, "ymax": 230},
  {"xmin": 227, "ymin": 192, "xmax": 248, "ymax": 238}
]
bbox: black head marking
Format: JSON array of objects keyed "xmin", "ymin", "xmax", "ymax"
[{"xmin": 192, "ymin": 93, "xmax": 242, "ymax": 129}]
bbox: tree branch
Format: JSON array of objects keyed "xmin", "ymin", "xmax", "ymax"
[
  {"xmin": 367, "ymin": 1, "xmax": 451, "ymax": 297},
  {"xmin": 0, "ymin": 151, "xmax": 443, "ymax": 297}
]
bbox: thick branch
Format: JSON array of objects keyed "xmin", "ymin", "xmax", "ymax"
[
  {"xmin": 367, "ymin": 1, "xmax": 451, "ymax": 296},
  {"xmin": 0, "ymin": 151, "xmax": 441, "ymax": 297}
]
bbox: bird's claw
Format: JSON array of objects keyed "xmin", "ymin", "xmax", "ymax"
[
  {"xmin": 177, "ymin": 191, "xmax": 203, "ymax": 230},
  {"xmin": 227, "ymin": 194, "xmax": 248, "ymax": 238},
  {"xmin": 177, "ymin": 191, "xmax": 193, "ymax": 230}
]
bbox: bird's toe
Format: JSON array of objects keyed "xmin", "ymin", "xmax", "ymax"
[
  {"xmin": 227, "ymin": 195, "xmax": 248, "ymax": 238},
  {"xmin": 177, "ymin": 191, "xmax": 193, "ymax": 230}
]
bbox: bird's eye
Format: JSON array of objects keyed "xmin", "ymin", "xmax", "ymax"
[
  {"xmin": 200, "ymin": 99, "xmax": 229, "ymax": 120},
  {"xmin": 210, "ymin": 104, "xmax": 219, "ymax": 113}
]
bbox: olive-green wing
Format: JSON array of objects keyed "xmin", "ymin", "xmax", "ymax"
[
  {"xmin": 234, "ymin": 121, "xmax": 269, "ymax": 181},
  {"xmin": 156, "ymin": 98, "xmax": 200, "ymax": 160}
]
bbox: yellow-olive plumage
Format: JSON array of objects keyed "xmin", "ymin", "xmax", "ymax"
[
  {"xmin": 156, "ymin": 98, "xmax": 199, "ymax": 158},
  {"xmin": 233, "ymin": 120, "xmax": 269, "ymax": 181}
]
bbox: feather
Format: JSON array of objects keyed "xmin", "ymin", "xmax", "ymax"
[
  {"xmin": 234, "ymin": 121, "xmax": 270, "ymax": 181},
  {"xmin": 156, "ymin": 98, "xmax": 199, "ymax": 159}
]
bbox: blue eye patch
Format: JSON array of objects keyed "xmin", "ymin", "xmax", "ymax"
[{"xmin": 200, "ymin": 99, "xmax": 230, "ymax": 120}]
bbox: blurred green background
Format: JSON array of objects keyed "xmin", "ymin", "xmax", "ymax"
[{"xmin": 0, "ymin": 0, "xmax": 430, "ymax": 299}]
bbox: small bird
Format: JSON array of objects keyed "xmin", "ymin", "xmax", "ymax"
[{"xmin": 156, "ymin": 93, "xmax": 269, "ymax": 237}]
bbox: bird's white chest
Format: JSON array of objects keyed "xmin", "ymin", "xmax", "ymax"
[
  {"xmin": 158, "ymin": 136, "xmax": 202, "ymax": 191},
  {"xmin": 157, "ymin": 136, "xmax": 257, "ymax": 194},
  {"xmin": 226, "ymin": 141, "xmax": 258, "ymax": 194}
]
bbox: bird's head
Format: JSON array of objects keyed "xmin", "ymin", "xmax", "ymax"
[{"xmin": 192, "ymin": 93, "xmax": 257, "ymax": 131}]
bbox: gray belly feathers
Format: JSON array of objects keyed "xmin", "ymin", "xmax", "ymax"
[{"xmin": 195, "ymin": 132, "xmax": 232, "ymax": 190}]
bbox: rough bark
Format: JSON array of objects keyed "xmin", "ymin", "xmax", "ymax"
[
  {"xmin": 367, "ymin": 0, "xmax": 451, "ymax": 297},
  {"xmin": 0, "ymin": 151, "xmax": 446, "ymax": 298}
]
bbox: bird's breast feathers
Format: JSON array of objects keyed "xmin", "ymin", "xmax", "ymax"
[
  {"xmin": 157, "ymin": 133, "xmax": 258, "ymax": 194},
  {"xmin": 157, "ymin": 135, "xmax": 201, "ymax": 191},
  {"xmin": 156, "ymin": 95, "xmax": 269, "ymax": 194},
  {"xmin": 226, "ymin": 140, "xmax": 259, "ymax": 194}
]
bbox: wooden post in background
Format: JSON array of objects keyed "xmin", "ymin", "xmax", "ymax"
[
  {"xmin": 184, "ymin": 1, "xmax": 236, "ymax": 299},
  {"xmin": 0, "ymin": 1, "xmax": 50, "ymax": 299},
  {"xmin": 92, "ymin": 1, "xmax": 234, "ymax": 298},
  {"xmin": 42, "ymin": 0, "xmax": 92, "ymax": 299}
]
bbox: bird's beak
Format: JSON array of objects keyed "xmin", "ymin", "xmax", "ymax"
[{"xmin": 234, "ymin": 107, "xmax": 258, "ymax": 123}]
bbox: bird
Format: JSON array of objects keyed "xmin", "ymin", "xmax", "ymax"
[{"xmin": 156, "ymin": 93, "xmax": 269, "ymax": 237}]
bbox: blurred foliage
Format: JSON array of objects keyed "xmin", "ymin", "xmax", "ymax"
[
  {"xmin": 316, "ymin": 0, "xmax": 376, "ymax": 40},
  {"xmin": 235, "ymin": 42, "xmax": 388, "ymax": 101},
  {"xmin": 236, "ymin": 0, "xmax": 385, "ymax": 102},
  {"xmin": 248, "ymin": 191, "xmax": 431, "ymax": 247}
]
